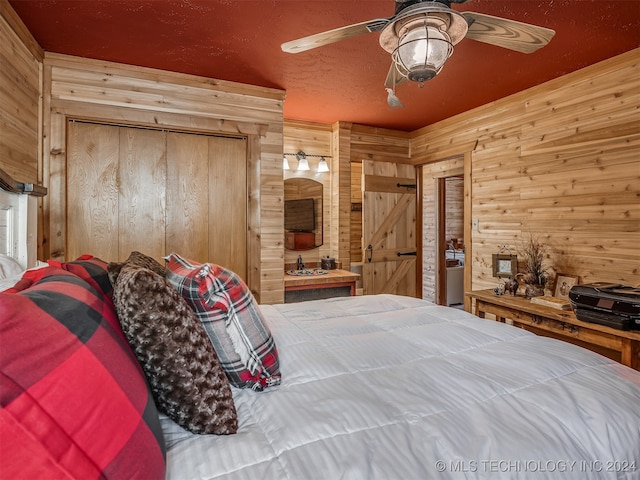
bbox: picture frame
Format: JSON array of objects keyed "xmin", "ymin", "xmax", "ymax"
[
  {"xmin": 555, "ymin": 274, "xmax": 579, "ymax": 299},
  {"xmin": 492, "ymin": 254, "xmax": 517, "ymax": 278}
]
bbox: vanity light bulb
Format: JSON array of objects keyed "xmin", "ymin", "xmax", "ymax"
[
  {"xmin": 317, "ymin": 157, "xmax": 330, "ymax": 172},
  {"xmin": 297, "ymin": 158, "xmax": 310, "ymax": 171}
]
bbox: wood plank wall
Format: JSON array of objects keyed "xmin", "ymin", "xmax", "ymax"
[
  {"xmin": 0, "ymin": 0, "xmax": 44, "ymax": 259},
  {"xmin": 413, "ymin": 49, "xmax": 640, "ymax": 301},
  {"xmin": 3, "ymin": 0, "xmax": 637, "ymax": 305},
  {"xmin": 350, "ymin": 161, "xmax": 363, "ymax": 262},
  {"xmin": 331, "ymin": 122, "xmax": 354, "ymax": 270},
  {"xmin": 40, "ymin": 53, "xmax": 286, "ymax": 304},
  {"xmin": 445, "ymin": 177, "xmax": 464, "ymax": 244},
  {"xmin": 0, "ymin": 1, "xmax": 42, "ymax": 184}
]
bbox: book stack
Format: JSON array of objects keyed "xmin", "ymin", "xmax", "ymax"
[{"xmin": 530, "ymin": 295, "xmax": 571, "ymax": 310}]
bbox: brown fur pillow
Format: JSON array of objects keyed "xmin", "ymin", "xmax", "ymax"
[
  {"xmin": 112, "ymin": 263, "xmax": 238, "ymax": 435},
  {"xmin": 107, "ymin": 251, "xmax": 165, "ymax": 286}
]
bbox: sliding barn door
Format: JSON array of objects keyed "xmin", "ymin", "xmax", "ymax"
[
  {"xmin": 362, "ymin": 161, "xmax": 417, "ymax": 296},
  {"xmin": 67, "ymin": 121, "xmax": 247, "ymax": 279}
]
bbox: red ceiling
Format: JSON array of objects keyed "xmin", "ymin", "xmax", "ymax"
[{"xmin": 9, "ymin": 0, "xmax": 640, "ymax": 132}]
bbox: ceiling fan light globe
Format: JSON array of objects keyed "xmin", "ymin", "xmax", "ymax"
[{"xmin": 394, "ymin": 23, "xmax": 453, "ymax": 84}]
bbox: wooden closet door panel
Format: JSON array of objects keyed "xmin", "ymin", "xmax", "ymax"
[
  {"xmin": 118, "ymin": 127, "xmax": 166, "ymax": 262},
  {"xmin": 67, "ymin": 122, "xmax": 119, "ymax": 261},
  {"xmin": 208, "ymin": 136, "xmax": 247, "ymax": 279},
  {"xmin": 166, "ymin": 132, "xmax": 209, "ymax": 261}
]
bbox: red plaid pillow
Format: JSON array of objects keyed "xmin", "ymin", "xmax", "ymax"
[
  {"xmin": 165, "ymin": 253, "xmax": 281, "ymax": 391},
  {"xmin": 48, "ymin": 254, "xmax": 114, "ymax": 303},
  {"xmin": 0, "ymin": 266, "xmax": 166, "ymax": 479}
]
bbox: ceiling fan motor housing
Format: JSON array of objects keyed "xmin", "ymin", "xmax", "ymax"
[{"xmin": 394, "ymin": 0, "xmax": 468, "ymax": 15}]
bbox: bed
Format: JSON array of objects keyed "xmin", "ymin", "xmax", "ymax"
[
  {"xmin": 161, "ymin": 294, "xmax": 640, "ymax": 480},
  {"xmin": 2, "ymin": 172, "xmax": 639, "ymax": 479}
]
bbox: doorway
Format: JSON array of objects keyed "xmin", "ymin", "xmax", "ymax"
[
  {"xmin": 419, "ymin": 154, "xmax": 468, "ymax": 305},
  {"xmin": 439, "ymin": 176, "xmax": 465, "ymax": 308}
]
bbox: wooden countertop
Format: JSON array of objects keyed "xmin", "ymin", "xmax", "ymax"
[
  {"xmin": 467, "ymin": 289, "xmax": 640, "ymax": 341},
  {"xmin": 284, "ymin": 269, "xmax": 359, "ymax": 288}
]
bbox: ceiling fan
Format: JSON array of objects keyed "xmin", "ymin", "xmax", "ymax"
[{"xmin": 281, "ymin": 0, "xmax": 555, "ymax": 92}]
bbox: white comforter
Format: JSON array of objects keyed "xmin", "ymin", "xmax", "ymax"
[{"xmin": 162, "ymin": 294, "xmax": 640, "ymax": 479}]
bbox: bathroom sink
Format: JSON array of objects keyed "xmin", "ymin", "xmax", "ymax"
[{"xmin": 286, "ymin": 268, "xmax": 328, "ymax": 276}]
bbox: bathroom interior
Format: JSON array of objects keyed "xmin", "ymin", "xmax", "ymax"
[
  {"xmin": 283, "ymin": 159, "xmax": 463, "ymax": 304},
  {"xmin": 444, "ymin": 175, "xmax": 465, "ymax": 308}
]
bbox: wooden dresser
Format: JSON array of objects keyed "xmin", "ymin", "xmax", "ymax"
[{"xmin": 467, "ymin": 289, "xmax": 640, "ymax": 370}]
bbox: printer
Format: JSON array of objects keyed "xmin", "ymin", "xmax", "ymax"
[{"xmin": 569, "ymin": 283, "xmax": 640, "ymax": 330}]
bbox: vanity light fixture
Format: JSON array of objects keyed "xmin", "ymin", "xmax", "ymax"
[{"xmin": 282, "ymin": 151, "xmax": 332, "ymax": 172}]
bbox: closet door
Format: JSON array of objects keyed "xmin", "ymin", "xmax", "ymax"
[
  {"xmin": 67, "ymin": 122, "xmax": 166, "ymax": 262},
  {"xmin": 207, "ymin": 136, "xmax": 247, "ymax": 279},
  {"xmin": 67, "ymin": 121, "xmax": 247, "ymax": 278},
  {"xmin": 67, "ymin": 121, "xmax": 120, "ymax": 261},
  {"xmin": 118, "ymin": 127, "xmax": 167, "ymax": 260},
  {"xmin": 166, "ymin": 132, "xmax": 210, "ymax": 261},
  {"xmin": 165, "ymin": 132, "xmax": 247, "ymax": 278}
]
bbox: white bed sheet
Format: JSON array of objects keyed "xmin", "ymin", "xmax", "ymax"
[{"xmin": 162, "ymin": 294, "xmax": 640, "ymax": 480}]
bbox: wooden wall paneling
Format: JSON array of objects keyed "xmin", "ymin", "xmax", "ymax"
[
  {"xmin": 47, "ymin": 111, "xmax": 66, "ymax": 259},
  {"xmin": 436, "ymin": 177, "xmax": 446, "ymax": 305},
  {"xmin": 208, "ymin": 136, "xmax": 247, "ymax": 279},
  {"xmin": 66, "ymin": 121, "xmax": 120, "ymax": 261},
  {"xmin": 463, "ymin": 150, "xmax": 472, "ymax": 311},
  {"xmin": 332, "ymin": 122, "xmax": 353, "ymax": 269},
  {"xmin": 444, "ymin": 177, "xmax": 464, "ymax": 242},
  {"xmin": 0, "ymin": 5, "xmax": 42, "ymax": 183},
  {"xmin": 413, "ymin": 49, "xmax": 640, "ymax": 294},
  {"xmin": 41, "ymin": 53, "xmax": 285, "ymax": 303},
  {"xmin": 165, "ymin": 131, "xmax": 209, "ymax": 262},
  {"xmin": 0, "ymin": 0, "xmax": 43, "ymax": 62},
  {"xmin": 349, "ymin": 124, "xmax": 411, "ymax": 164},
  {"xmin": 350, "ymin": 161, "xmax": 362, "ymax": 262},
  {"xmin": 245, "ymin": 133, "xmax": 263, "ymax": 298},
  {"xmin": 256, "ymin": 126, "xmax": 285, "ymax": 304},
  {"xmin": 118, "ymin": 127, "xmax": 166, "ymax": 261}
]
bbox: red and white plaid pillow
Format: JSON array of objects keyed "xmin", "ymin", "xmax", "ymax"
[{"xmin": 165, "ymin": 253, "xmax": 281, "ymax": 391}]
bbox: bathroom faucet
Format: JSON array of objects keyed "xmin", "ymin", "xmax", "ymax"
[{"xmin": 297, "ymin": 255, "xmax": 304, "ymax": 270}]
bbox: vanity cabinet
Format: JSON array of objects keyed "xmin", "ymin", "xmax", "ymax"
[{"xmin": 284, "ymin": 269, "xmax": 360, "ymax": 303}]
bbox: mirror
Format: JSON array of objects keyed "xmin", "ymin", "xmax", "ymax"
[{"xmin": 284, "ymin": 178, "xmax": 323, "ymax": 250}]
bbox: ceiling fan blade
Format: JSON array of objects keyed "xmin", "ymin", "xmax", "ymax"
[
  {"xmin": 461, "ymin": 12, "xmax": 555, "ymax": 54},
  {"xmin": 384, "ymin": 63, "xmax": 407, "ymax": 88},
  {"xmin": 281, "ymin": 18, "xmax": 390, "ymax": 54}
]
